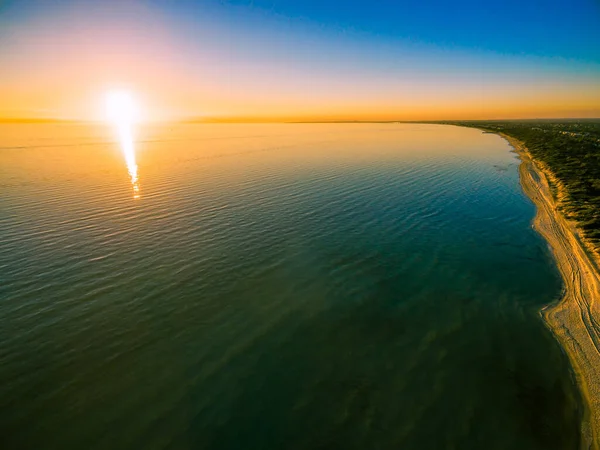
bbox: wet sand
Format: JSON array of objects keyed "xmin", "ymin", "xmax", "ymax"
[{"xmin": 501, "ymin": 133, "xmax": 600, "ymax": 450}]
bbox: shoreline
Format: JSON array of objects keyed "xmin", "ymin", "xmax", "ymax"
[{"xmin": 499, "ymin": 132, "xmax": 600, "ymax": 450}]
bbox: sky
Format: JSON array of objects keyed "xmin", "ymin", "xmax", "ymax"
[{"xmin": 1, "ymin": 0, "xmax": 599, "ymax": 121}]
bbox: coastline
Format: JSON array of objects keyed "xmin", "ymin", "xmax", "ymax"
[{"xmin": 499, "ymin": 132, "xmax": 600, "ymax": 450}]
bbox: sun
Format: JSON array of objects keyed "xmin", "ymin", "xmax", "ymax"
[{"xmin": 105, "ymin": 90, "xmax": 139, "ymax": 125}]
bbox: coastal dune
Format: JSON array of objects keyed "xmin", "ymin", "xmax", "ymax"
[{"xmin": 505, "ymin": 134, "xmax": 600, "ymax": 450}]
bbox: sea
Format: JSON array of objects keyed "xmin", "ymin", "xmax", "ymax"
[{"xmin": 0, "ymin": 123, "xmax": 582, "ymax": 449}]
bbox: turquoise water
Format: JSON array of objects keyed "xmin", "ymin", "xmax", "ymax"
[{"xmin": 0, "ymin": 123, "xmax": 581, "ymax": 449}]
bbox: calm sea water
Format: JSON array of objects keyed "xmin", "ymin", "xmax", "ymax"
[{"xmin": 0, "ymin": 123, "xmax": 581, "ymax": 449}]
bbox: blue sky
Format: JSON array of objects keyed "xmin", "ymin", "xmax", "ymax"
[{"xmin": 164, "ymin": 0, "xmax": 600, "ymax": 61}]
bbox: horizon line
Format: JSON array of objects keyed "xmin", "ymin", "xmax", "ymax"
[{"xmin": 1, "ymin": 116, "xmax": 600, "ymax": 124}]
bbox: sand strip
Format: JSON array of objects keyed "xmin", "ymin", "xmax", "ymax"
[{"xmin": 499, "ymin": 133, "xmax": 600, "ymax": 450}]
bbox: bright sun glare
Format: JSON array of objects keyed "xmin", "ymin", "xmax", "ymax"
[{"xmin": 105, "ymin": 90, "xmax": 138, "ymax": 125}]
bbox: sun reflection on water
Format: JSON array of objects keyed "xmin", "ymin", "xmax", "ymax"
[
  {"xmin": 106, "ymin": 90, "xmax": 140, "ymax": 199},
  {"xmin": 116, "ymin": 121, "xmax": 140, "ymax": 199}
]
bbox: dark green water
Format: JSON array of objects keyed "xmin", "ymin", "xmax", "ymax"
[{"xmin": 0, "ymin": 123, "xmax": 581, "ymax": 449}]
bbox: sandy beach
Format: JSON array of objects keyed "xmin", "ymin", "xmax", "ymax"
[{"xmin": 502, "ymin": 133, "xmax": 600, "ymax": 450}]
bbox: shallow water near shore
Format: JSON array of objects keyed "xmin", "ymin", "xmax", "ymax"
[{"xmin": 0, "ymin": 123, "xmax": 582, "ymax": 449}]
